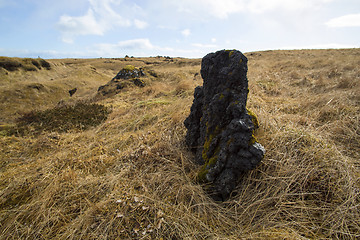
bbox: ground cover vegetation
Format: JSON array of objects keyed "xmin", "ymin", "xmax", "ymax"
[{"xmin": 0, "ymin": 49, "xmax": 359, "ymax": 239}]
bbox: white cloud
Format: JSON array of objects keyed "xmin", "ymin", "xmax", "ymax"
[
  {"xmin": 134, "ymin": 19, "xmax": 148, "ymax": 29},
  {"xmin": 247, "ymin": 0, "xmax": 333, "ymax": 13},
  {"xmin": 211, "ymin": 38, "xmax": 217, "ymax": 43},
  {"xmin": 94, "ymin": 38, "xmax": 175, "ymax": 56},
  {"xmin": 165, "ymin": 0, "xmax": 334, "ymax": 18},
  {"xmin": 168, "ymin": 0, "xmax": 244, "ymax": 19},
  {"xmin": 157, "ymin": 25, "xmax": 176, "ymax": 30},
  {"xmin": 181, "ymin": 29, "xmax": 191, "ymax": 37},
  {"xmin": 192, "ymin": 43, "xmax": 217, "ymax": 48},
  {"xmin": 57, "ymin": 9, "xmax": 104, "ymax": 38},
  {"xmin": 116, "ymin": 38, "xmax": 155, "ymax": 50},
  {"xmin": 326, "ymin": 13, "xmax": 360, "ymax": 27},
  {"xmin": 201, "ymin": 0, "xmax": 245, "ymax": 18},
  {"xmin": 57, "ymin": 0, "xmax": 143, "ymax": 43},
  {"xmin": 88, "ymin": 0, "xmax": 131, "ymax": 27}
]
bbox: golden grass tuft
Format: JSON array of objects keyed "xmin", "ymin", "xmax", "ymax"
[{"xmin": 0, "ymin": 49, "xmax": 359, "ymax": 239}]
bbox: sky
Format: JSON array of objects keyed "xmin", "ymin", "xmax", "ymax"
[{"xmin": 0, "ymin": 0, "xmax": 359, "ymax": 58}]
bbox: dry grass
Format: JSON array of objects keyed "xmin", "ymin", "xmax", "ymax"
[
  {"xmin": 0, "ymin": 57, "xmax": 51, "ymax": 72},
  {"xmin": 0, "ymin": 49, "xmax": 359, "ymax": 239},
  {"xmin": 11, "ymin": 101, "xmax": 110, "ymax": 136}
]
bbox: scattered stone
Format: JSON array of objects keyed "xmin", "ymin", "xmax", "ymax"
[
  {"xmin": 97, "ymin": 65, "xmax": 146, "ymax": 97},
  {"xmin": 27, "ymin": 83, "xmax": 45, "ymax": 91},
  {"xmin": 69, "ymin": 88, "xmax": 77, "ymax": 97},
  {"xmin": 184, "ymin": 50, "xmax": 265, "ymax": 201}
]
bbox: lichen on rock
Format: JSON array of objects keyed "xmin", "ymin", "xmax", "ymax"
[
  {"xmin": 97, "ymin": 65, "xmax": 146, "ymax": 98},
  {"xmin": 184, "ymin": 49, "xmax": 265, "ymax": 201},
  {"xmin": 113, "ymin": 65, "xmax": 144, "ymax": 80}
]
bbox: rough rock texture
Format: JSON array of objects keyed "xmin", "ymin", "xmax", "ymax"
[
  {"xmin": 97, "ymin": 65, "xmax": 145, "ymax": 97},
  {"xmin": 184, "ymin": 50, "xmax": 265, "ymax": 201}
]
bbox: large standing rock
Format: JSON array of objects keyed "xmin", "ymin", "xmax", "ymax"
[{"xmin": 184, "ymin": 50, "xmax": 265, "ymax": 201}]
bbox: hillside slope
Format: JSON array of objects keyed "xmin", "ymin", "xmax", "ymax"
[{"xmin": 0, "ymin": 49, "xmax": 359, "ymax": 239}]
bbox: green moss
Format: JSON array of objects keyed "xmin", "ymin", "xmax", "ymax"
[
  {"xmin": 197, "ymin": 166, "xmax": 209, "ymax": 182},
  {"xmin": 123, "ymin": 65, "xmax": 136, "ymax": 72},
  {"xmin": 219, "ymin": 93, "xmax": 225, "ymax": 100},
  {"xmin": 208, "ymin": 146, "xmax": 220, "ymax": 166},
  {"xmin": 247, "ymin": 108, "xmax": 259, "ymax": 129},
  {"xmin": 199, "ymin": 125, "xmax": 222, "ymax": 182},
  {"xmin": 247, "ymin": 108, "xmax": 260, "ymax": 145},
  {"xmin": 202, "ymin": 125, "xmax": 221, "ymax": 160},
  {"xmin": 229, "ymin": 51, "xmax": 234, "ymax": 57},
  {"xmin": 202, "ymin": 133, "xmax": 214, "ymax": 161},
  {"xmin": 225, "ymin": 49, "xmax": 236, "ymax": 58},
  {"xmin": 197, "ymin": 146, "xmax": 220, "ymax": 182},
  {"xmin": 249, "ymin": 133, "xmax": 258, "ymax": 145}
]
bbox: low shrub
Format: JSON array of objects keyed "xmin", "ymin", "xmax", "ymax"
[
  {"xmin": 0, "ymin": 57, "xmax": 51, "ymax": 71},
  {"xmin": 14, "ymin": 101, "xmax": 110, "ymax": 135},
  {"xmin": 39, "ymin": 59, "xmax": 51, "ymax": 70},
  {"xmin": 0, "ymin": 57, "xmax": 22, "ymax": 71}
]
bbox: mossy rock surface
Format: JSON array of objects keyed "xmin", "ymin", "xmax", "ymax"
[
  {"xmin": 184, "ymin": 50, "xmax": 265, "ymax": 201},
  {"xmin": 97, "ymin": 65, "xmax": 146, "ymax": 98},
  {"xmin": 113, "ymin": 65, "xmax": 145, "ymax": 80}
]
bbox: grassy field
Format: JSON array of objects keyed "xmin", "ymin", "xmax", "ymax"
[{"xmin": 0, "ymin": 49, "xmax": 359, "ymax": 239}]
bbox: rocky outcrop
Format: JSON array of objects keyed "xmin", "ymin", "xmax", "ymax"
[
  {"xmin": 97, "ymin": 65, "xmax": 145, "ymax": 97},
  {"xmin": 184, "ymin": 50, "xmax": 265, "ymax": 201}
]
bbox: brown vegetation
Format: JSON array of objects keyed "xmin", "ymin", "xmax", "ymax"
[
  {"xmin": 12, "ymin": 101, "xmax": 110, "ymax": 136},
  {"xmin": 0, "ymin": 57, "xmax": 51, "ymax": 72},
  {"xmin": 0, "ymin": 50, "xmax": 359, "ymax": 239}
]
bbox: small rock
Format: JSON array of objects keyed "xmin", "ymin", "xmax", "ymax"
[{"xmin": 69, "ymin": 88, "xmax": 77, "ymax": 97}]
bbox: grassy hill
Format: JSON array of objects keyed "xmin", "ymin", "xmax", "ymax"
[{"xmin": 0, "ymin": 49, "xmax": 359, "ymax": 239}]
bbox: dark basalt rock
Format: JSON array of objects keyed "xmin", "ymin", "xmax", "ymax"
[
  {"xmin": 184, "ymin": 50, "xmax": 265, "ymax": 201},
  {"xmin": 97, "ymin": 65, "xmax": 145, "ymax": 98},
  {"xmin": 69, "ymin": 88, "xmax": 77, "ymax": 97},
  {"xmin": 112, "ymin": 65, "xmax": 145, "ymax": 80}
]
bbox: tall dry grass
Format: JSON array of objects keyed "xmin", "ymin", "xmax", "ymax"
[{"xmin": 0, "ymin": 49, "xmax": 359, "ymax": 239}]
